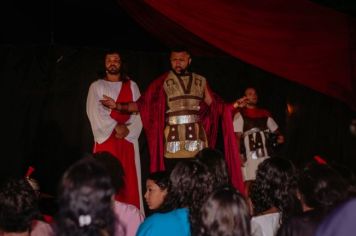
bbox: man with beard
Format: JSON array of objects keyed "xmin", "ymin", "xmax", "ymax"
[
  {"xmin": 233, "ymin": 87, "xmax": 284, "ymax": 181},
  {"xmin": 86, "ymin": 50, "xmax": 143, "ymax": 211},
  {"xmin": 100, "ymin": 48, "xmax": 222, "ymax": 173}
]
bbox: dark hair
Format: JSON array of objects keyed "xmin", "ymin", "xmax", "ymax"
[
  {"xmin": 198, "ymin": 186, "xmax": 251, "ymax": 236},
  {"xmin": 147, "ymin": 171, "xmax": 170, "ymax": 191},
  {"xmin": 0, "ymin": 178, "xmax": 41, "ymax": 232},
  {"xmin": 100, "ymin": 49, "xmax": 129, "ymax": 82},
  {"xmin": 55, "ymin": 157, "xmax": 116, "ymax": 236},
  {"xmin": 93, "ymin": 151, "xmax": 125, "ymax": 192},
  {"xmin": 170, "ymin": 46, "xmax": 191, "ymax": 56},
  {"xmin": 244, "ymin": 86, "xmax": 258, "ymax": 95},
  {"xmin": 299, "ymin": 162, "xmax": 349, "ymax": 213},
  {"xmin": 164, "ymin": 160, "xmax": 215, "ymax": 235},
  {"xmin": 250, "ymin": 157, "xmax": 301, "ymax": 223},
  {"xmin": 196, "ymin": 148, "xmax": 230, "ymax": 187}
]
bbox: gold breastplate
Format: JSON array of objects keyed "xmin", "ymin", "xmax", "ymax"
[{"xmin": 163, "ymin": 71, "xmax": 206, "ymax": 113}]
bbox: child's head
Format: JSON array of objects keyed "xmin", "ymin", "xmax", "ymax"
[
  {"xmin": 144, "ymin": 171, "xmax": 170, "ymax": 210},
  {"xmin": 198, "ymin": 186, "xmax": 250, "ymax": 236}
]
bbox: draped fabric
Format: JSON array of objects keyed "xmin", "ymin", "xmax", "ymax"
[
  {"xmin": 222, "ymin": 104, "xmax": 245, "ymax": 193},
  {"xmin": 118, "ymin": 0, "xmax": 356, "ymax": 109},
  {"xmin": 94, "ymin": 81, "xmax": 140, "ymax": 209}
]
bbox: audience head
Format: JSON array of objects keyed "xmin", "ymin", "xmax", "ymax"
[
  {"xmin": 196, "ymin": 148, "xmax": 230, "ymax": 187},
  {"xmin": 198, "ymin": 186, "xmax": 251, "ymax": 236},
  {"xmin": 93, "ymin": 151, "xmax": 124, "ymax": 193},
  {"xmin": 250, "ymin": 157, "xmax": 301, "ymax": 223},
  {"xmin": 165, "ymin": 160, "xmax": 215, "ymax": 235},
  {"xmin": 144, "ymin": 171, "xmax": 170, "ymax": 211},
  {"xmin": 298, "ymin": 162, "xmax": 349, "ymax": 213},
  {"xmin": 0, "ymin": 178, "xmax": 41, "ymax": 234},
  {"xmin": 56, "ymin": 157, "xmax": 116, "ymax": 236}
]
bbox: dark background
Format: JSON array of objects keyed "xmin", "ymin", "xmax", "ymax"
[{"xmin": 1, "ymin": 0, "xmax": 355, "ymax": 200}]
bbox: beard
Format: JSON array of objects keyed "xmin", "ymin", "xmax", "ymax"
[
  {"xmin": 173, "ymin": 66, "xmax": 188, "ymax": 75},
  {"xmin": 106, "ymin": 66, "xmax": 120, "ymax": 75}
]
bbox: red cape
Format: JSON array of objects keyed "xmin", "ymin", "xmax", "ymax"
[
  {"xmin": 138, "ymin": 72, "xmax": 245, "ymax": 194},
  {"xmin": 222, "ymin": 104, "xmax": 245, "ymax": 194}
]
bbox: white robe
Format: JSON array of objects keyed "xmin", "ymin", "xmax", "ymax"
[{"xmin": 86, "ymin": 79, "xmax": 144, "ymax": 211}]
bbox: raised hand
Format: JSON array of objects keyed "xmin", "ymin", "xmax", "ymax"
[{"xmin": 233, "ymin": 96, "xmax": 248, "ymax": 108}]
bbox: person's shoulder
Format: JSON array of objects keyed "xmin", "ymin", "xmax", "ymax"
[
  {"xmin": 90, "ymin": 78, "xmax": 105, "ymax": 86},
  {"xmin": 137, "ymin": 209, "xmax": 190, "ymax": 236},
  {"xmin": 114, "ymin": 201, "xmax": 144, "ymax": 218},
  {"xmin": 31, "ymin": 220, "xmax": 54, "ymax": 236},
  {"xmin": 143, "ymin": 209, "xmax": 184, "ymax": 223}
]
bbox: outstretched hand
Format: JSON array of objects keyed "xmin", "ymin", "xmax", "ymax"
[{"xmin": 100, "ymin": 95, "xmax": 116, "ymax": 109}]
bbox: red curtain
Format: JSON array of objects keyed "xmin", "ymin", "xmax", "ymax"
[{"xmin": 118, "ymin": 0, "xmax": 356, "ymax": 109}]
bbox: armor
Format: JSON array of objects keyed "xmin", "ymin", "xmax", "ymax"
[{"xmin": 163, "ymin": 71, "xmax": 208, "ymax": 158}]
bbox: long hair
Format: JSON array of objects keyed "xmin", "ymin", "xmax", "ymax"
[
  {"xmin": 55, "ymin": 157, "xmax": 116, "ymax": 236},
  {"xmin": 198, "ymin": 186, "xmax": 251, "ymax": 236},
  {"xmin": 250, "ymin": 157, "xmax": 301, "ymax": 223},
  {"xmin": 0, "ymin": 178, "xmax": 41, "ymax": 233},
  {"xmin": 196, "ymin": 148, "xmax": 230, "ymax": 187},
  {"xmin": 163, "ymin": 160, "xmax": 215, "ymax": 235}
]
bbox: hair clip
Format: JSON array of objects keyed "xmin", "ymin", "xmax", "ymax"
[{"xmin": 78, "ymin": 215, "xmax": 91, "ymax": 227}]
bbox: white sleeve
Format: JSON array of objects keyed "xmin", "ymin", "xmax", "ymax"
[
  {"xmin": 267, "ymin": 117, "xmax": 278, "ymax": 133},
  {"xmin": 125, "ymin": 81, "xmax": 143, "ymax": 142},
  {"xmin": 86, "ymin": 81, "xmax": 117, "ymax": 144},
  {"xmin": 233, "ymin": 112, "xmax": 244, "ymax": 133}
]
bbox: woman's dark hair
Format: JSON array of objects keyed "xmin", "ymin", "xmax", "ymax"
[
  {"xmin": 163, "ymin": 160, "xmax": 215, "ymax": 235},
  {"xmin": 93, "ymin": 151, "xmax": 125, "ymax": 192},
  {"xmin": 0, "ymin": 178, "xmax": 41, "ymax": 233},
  {"xmin": 147, "ymin": 171, "xmax": 170, "ymax": 191},
  {"xmin": 196, "ymin": 148, "xmax": 230, "ymax": 187},
  {"xmin": 250, "ymin": 157, "xmax": 301, "ymax": 223},
  {"xmin": 198, "ymin": 185, "xmax": 251, "ymax": 236},
  {"xmin": 299, "ymin": 162, "xmax": 349, "ymax": 213},
  {"xmin": 55, "ymin": 157, "xmax": 116, "ymax": 236}
]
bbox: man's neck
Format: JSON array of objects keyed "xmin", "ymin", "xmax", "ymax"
[{"xmin": 106, "ymin": 74, "xmax": 121, "ymax": 82}]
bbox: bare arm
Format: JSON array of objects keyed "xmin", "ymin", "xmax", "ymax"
[{"xmin": 204, "ymin": 86, "xmax": 213, "ymax": 105}]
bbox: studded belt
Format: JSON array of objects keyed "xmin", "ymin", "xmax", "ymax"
[{"xmin": 167, "ymin": 114, "xmax": 200, "ymax": 125}]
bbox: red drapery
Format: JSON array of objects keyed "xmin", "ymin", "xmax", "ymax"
[{"xmin": 118, "ymin": 0, "xmax": 356, "ymax": 109}]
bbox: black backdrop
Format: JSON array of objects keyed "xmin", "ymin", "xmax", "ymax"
[{"xmin": 1, "ymin": 44, "xmax": 355, "ymax": 196}]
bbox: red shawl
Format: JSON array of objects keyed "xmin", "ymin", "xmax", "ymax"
[
  {"xmin": 137, "ymin": 72, "xmax": 222, "ymax": 172},
  {"xmin": 222, "ymin": 104, "xmax": 245, "ymax": 194}
]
